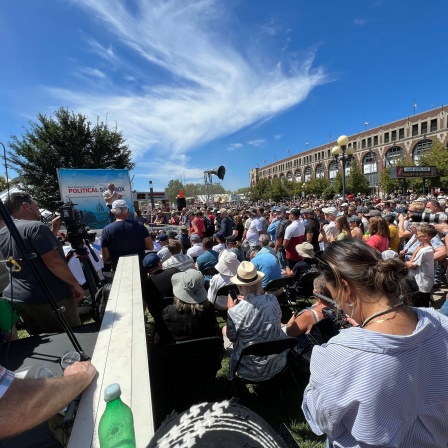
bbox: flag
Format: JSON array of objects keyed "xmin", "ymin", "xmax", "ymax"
[
  {"xmin": 414, "ymin": 102, "xmax": 417, "ymax": 110},
  {"xmin": 263, "ymin": 160, "xmax": 266, "ymax": 163},
  {"xmin": 364, "ymin": 121, "xmax": 370, "ymax": 125}
]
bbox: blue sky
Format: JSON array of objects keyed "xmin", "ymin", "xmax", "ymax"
[{"xmin": 1, "ymin": 0, "xmax": 447, "ymax": 193}]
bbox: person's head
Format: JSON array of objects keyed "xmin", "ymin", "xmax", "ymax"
[
  {"xmin": 190, "ymin": 234, "xmax": 201, "ymax": 244},
  {"xmin": 258, "ymin": 234, "xmax": 271, "ymax": 247},
  {"xmin": 295, "ymin": 242, "xmax": 315, "ymax": 259},
  {"xmin": 215, "ymin": 250, "xmax": 240, "ymax": 277},
  {"xmin": 322, "ymin": 206, "xmax": 337, "ymax": 221},
  {"xmin": 111, "ymin": 199, "xmax": 129, "ymax": 218},
  {"xmin": 382, "ymin": 212, "xmax": 396, "ymax": 224},
  {"xmin": 288, "ymin": 208, "xmax": 300, "ymax": 221},
  {"xmin": 426, "ymin": 199, "xmax": 441, "ymax": 213},
  {"xmin": 408, "ymin": 202, "xmax": 425, "ymax": 213},
  {"xmin": 230, "ymin": 261, "xmax": 264, "ymax": 296},
  {"xmin": 143, "ymin": 253, "xmax": 162, "ymax": 274},
  {"xmin": 108, "ymin": 183, "xmax": 115, "ymax": 191},
  {"xmin": 335, "ymin": 215, "xmax": 350, "ymax": 235},
  {"xmin": 234, "ymin": 215, "xmax": 243, "ymax": 226},
  {"xmin": 214, "ymin": 232, "xmax": 225, "ymax": 244},
  {"xmin": 225, "ymin": 236, "xmax": 237, "ymax": 247},
  {"xmin": 4, "ymin": 192, "xmax": 41, "ymax": 220},
  {"xmin": 172, "ymin": 269, "xmax": 210, "ymax": 315},
  {"xmin": 415, "ymin": 223, "xmax": 436, "ymax": 244},
  {"xmin": 202, "ymin": 237, "xmax": 214, "ymax": 251},
  {"xmin": 219, "ymin": 208, "xmax": 227, "ymax": 217},
  {"xmin": 369, "ymin": 216, "xmax": 390, "ymax": 238},
  {"xmin": 301, "ymin": 208, "xmax": 314, "ymax": 220},
  {"xmin": 168, "ymin": 239, "xmax": 182, "ymax": 255},
  {"xmin": 347, "ymin": 205, "xmax": 357, "ymax": 216},
  {"xmin": 186, "ymin": 211, "xmax": 194, "ymax": 221},
  {"xmin": 257, "ymin": 207, "xmax": 265, "ymax": 217},
  {"xmin": 312, "ymin": 275, "xmax": 333, "ymax": 306},
  {"xmin": 317, "ymin": 238, "xmax": 414, "ymax": 322}
]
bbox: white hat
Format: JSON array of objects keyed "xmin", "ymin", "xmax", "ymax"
[
  {"xmin": 321, "ymin": 206, "xmax": 338, "ymax": 216},
  {"xmin": 215, "ymin": 250, "xmax": 240, "ymax": 277},
  {"xmin": 172, "ymin": 270, "xmax": 207, "ymax": 304},
  {"xmin": 230, "ymin": 261, "xmax": 264, "ymax": 286},
  {"xmin": 295, "ymin": 242, "xmax": 315, "ymax": 259},
  {"xmin": 112, "ymin": 199, "xmax": 128, "ymax": 209}
]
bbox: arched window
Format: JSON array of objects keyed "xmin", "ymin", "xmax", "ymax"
[
  {"xmin": 304, "ymin": 166, "xmax": 312, "ymax": 182},
  {"xmin": 287, "ymin": 171, "xmax": 293, "ymax": 182},
  {"xmin": 385, "ymin": 146, "xmax": 405, "ymax": 167},
  {"xmin": 315, "ymin": 163, "xmax": 325, "ymax": 179},
  {"xmin": 294, "ymin": 169, "xmax": 301, "ymax": 182},
  {"xmin": 344, "ymin": 159, "xmax": 352, "ymax": 177},
  {"xmin": 413, "ymin": 139, "xmax": 433, "ymax": 164},
  {"xmin": 329, "ymin": 160, "xmax": 339, "ymax": 184},
  {"xmin": 279, "ymin": 173, "xmax": 285, "ymax": 180}
]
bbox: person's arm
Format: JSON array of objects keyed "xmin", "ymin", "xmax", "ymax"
[
  {"xmin": 50, "ymin": 216, "xmax": 62, "ymax": 236},
  {"xmin": 144, "ymin": 236, "xmax": 154, "ymax": 251},
  {"xmin": 40, "ymin": 250, "xmax": 85, "ymax": 301},
  {"xmin": 285, "ymin": 310, "xmax": 314, "ymax": 338},
  {"xmin": 398, "ymin": 214, "xmax": 412, "ymax": 239},
  {"xmin": 0, "ymin": 361, "xmax": 96, "ymax": 439},
  {"xmin": 434, "ymin": 244, "xmax": 447, "ymax": 262},
  {"xmin": 282, "ymin": 237, "xmax": 290, "ymax": 250},
  {"xmin": 102, "ymin": 246, "xmax": 111, "ymax": 263},
  {"xmin": 306, "ymin": 232, "xmax": 313, "ymax": 243},
  {"xmin": 284, "ymin": 266, "xmax": 295, "ymax": 277}
]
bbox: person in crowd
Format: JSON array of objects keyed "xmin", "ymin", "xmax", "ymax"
[
  {"xmin": 188, "ymin": 210, "xmax": 205, "ymax": 238},
  {"xmin": 302, "ymin": 238, "xmax": 448, "ymax": 447},
  {"xmin": 257, "ymin": 207, "xmax": 269, "ymax": 234},
  {"xmin": 302, "ymin": 208, "xmax": 320, "ymax": 253},
  {"xmin": 0, "ymin": 360, "xmax": 96, "ymax": 439},
  {"xmin": 153, "ymin": 208, "xmax": 167, "ymax": 226},
  {"xmin": 212, "ymin": 232, "xmax": 226, "ymax": 253},
  {"xmin": 222, "ymin": 261, "xmax": 288, "ymax": 382},
  {"xmin": 398, "ymin": 202, "xmax": 425, "ymax": 239},
  {"xmin": 319, "ymin": 207, "xmax": 338, "ymax": 249},
  {"xmin": 282, "ymin": 208, "xmax": 305, "ymax": 267},
  {"xmin": 347, "ymin": 216, "xmax": 364, "ymax": 240},
  {"xmin": 284, "ymin": 275, "xmax": 334, "ymax": 350},
  {"xmin": 169, "ymin": 211, "xmax": 180, "ymax": 225},
  {"xmin": 232, "ymin": 215, "xmax": 245, "ymax": 242},
  {"xmin": 426, "ymin": 199, "xmax": 444, "ymax": 215},
  {"xmin": 333, "ymin": 215, "xmax": 351, "ymax": 241},
  {"xmin": 103, "ymin": 182, "xmax": 122, "ymax": 223},
  {"xmin": 405, "ymin": 223, "xmax": 435, "ymax": 307},
  {"xmin": 195, "ymin": 237, "xmax": 219, "ymax": 275},
  {"xmin": 143, "ymin": 253, "xmax": 179, "ymax": 319},
  {"xmin": 0, "ymin": 193, "xmax": 85, "ymax": 334},
  {"xmin": 225, "ymin": 236, "xmax": 244, "ymax": 262},
  {"xmin": 186, "ymin": 233, "xmax": 205, "ymax": 260},
  {"xmin": 101, "ymin": 199, "xmax": 154, "ymax": 270},
  {"xmin": 266, "ymin": 209, "xmax": 280, "ymax": 242},
  {"xmin": 176, "ymin": 225, "xmax": 191, "ymax": 253},
  {"xmin": 156, "ymin": 233, "xmax": 172, "ymax": 262},
  {"xmin": 207, "ymin": 250, "xmax": 240, "ymax": 311},
  {"xmin": 244, "ymin": 208, "xmax": 264, "ymax": 248},
  {"xmin": 134, "ymin": 210, "xmax": 148, "ymax": 224},
  {"xmin": 219, "ymin": 208, "xmax": 234, "ymax": 237},
  {"xmin": 258, "ymin": 234, "xmax": 276, "ymax": 256},
  {"xmin": 383, "ymin": 212, "xmax": 400, "ymax": 252},
  {"xmin": 274, "ymin": 207, "xmax": 290, "ymax": 269},
  {"xmin": 162, "ymin": 239, "xmax": 195, "ymax": 272},
  {"xmin": 160, "ymin": 269, "xmax": 217, "ymax": 345},
  {"xmin": 365, "ymin": 215, "xmax": 390, "ymax": 252},
  {"xmin": 250, "ymin": 247, "xmax": 282, "ymax": 290},
  {"xmin": 357, "ymin": 206, "xmax": 370, "ymax": 234}
]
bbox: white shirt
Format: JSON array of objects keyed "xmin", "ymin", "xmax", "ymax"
[
  {"xmin": 212, "ymin": 243, "xmax": 226, "ymax": 253},
  {"xmin": 157, "ymin": 245, "xmax": 172, "ymax": 263},
  {"xmin": 246, "ymin": 217, "xmax": 263, "ymax": 247},
  {"xmin": 187, "ymin": 243, "xmax": 205, "ymax": 259},
  {"xmin": 409, "ymin": 245, "xmax": 434, "ymax": 293}
]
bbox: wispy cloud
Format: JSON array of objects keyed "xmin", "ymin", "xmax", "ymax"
[
  {"xmin": 50, "ymin": 0, "xmax": 328, "ymax": 183},
  {"xmin": 354, "ymin": 18, "xmax": 366, "ymax": 26},
  {"xmin": 77, "ymin": 67, "xmax": 106, "ymax": 79},
  {"xmin": 247, "ymin": 139, "xmax": 266, "ymax": 147},
  {"xmin": 274, "ymin": 134, "xmax": 282, "ymax": 140},
  {"xmin": 226, "ymin": 143, "xmax": 244, "ymax": 151}
]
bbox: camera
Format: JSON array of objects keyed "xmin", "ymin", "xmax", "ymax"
[
  {"xmin": 50, "ymin": 201, "xmax": 86, "ymax": 250},
  {"xmin": 408, "ymin": 212, "xmax": 447, "ymax": 224},
  {"xmin": 322, "ymin": 307, "xmax": 352, "ymax": 329}
]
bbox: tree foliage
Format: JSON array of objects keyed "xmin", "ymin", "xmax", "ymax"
[
  {"xmin": 251, "ymin": 178, "xmax": 272, "ymax": 201},
  {"xmin": 332, "ymin": 171, "xmax": 343, "ymax": 195},
  {"xmin": 165, "ymin": 179, "xmax": 184, "ymax": 203},
  {"xmin": 305, "ymin": 177, "xmax": 330, "ymax": 195},
  {"xmin": 270, "ymin": 178, "xmax": 290, "ymax": 203},
  {"xmin": 418, "ymin": 138, "xmax": 448, "ymax": 189},
  {"xmin": 8, "ymin": 108, "xmax": 134, "ymax": 208},
  {"xmin": 346, "ymin": 158, "xmax": 371, "ymax": 195}
]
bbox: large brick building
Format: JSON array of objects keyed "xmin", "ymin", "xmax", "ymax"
[{"xmin": 250, "ymin": 107, "xmax": 448, "ymax": 194}]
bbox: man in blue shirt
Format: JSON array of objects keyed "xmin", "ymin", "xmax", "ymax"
[{"xmin": 250, "ymin": 247, "xmax": 282, "ymax": 289}]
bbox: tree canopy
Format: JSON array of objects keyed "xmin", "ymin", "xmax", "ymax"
[
  {"xmin": 8, "ymin": 107, "xmax": 134, "ymax": 208},
  {"xmin": 346, "ymin": 158, "xmax": 371, "ymax": 195}
]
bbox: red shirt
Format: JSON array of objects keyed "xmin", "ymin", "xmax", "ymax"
[{"xmin": 190, "ymin": 217, "xmax": 205, "ymax": 237}]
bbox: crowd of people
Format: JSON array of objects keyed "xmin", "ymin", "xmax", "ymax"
[{"xmin": 2, "ymin": 189, "xmax": 448, "ymax": 445}]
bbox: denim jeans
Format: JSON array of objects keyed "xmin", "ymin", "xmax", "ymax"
[{"xmin": 277, "ymin": 250, "xmax": 287, "ymax": 270}]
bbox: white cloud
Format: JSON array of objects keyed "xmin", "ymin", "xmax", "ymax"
[
  {"xmin": 354, "ymin": 18, "xmax": 366, "ymax": 26},
  {"xmin": 78, "ymin": 67, "xmax": 106, "ymax": 79},
  {"xmin": 247, "ymin": 139, "xmax": 266, "ymax": 147},
  {"xmin": 226, "ymin": 143, "xmax": 244, "ymax": 151},
  {"xmin": 51, "ymin": 0, "xmax": 328, "ymax": 184},
  {"xmin": 274, "ymin": 134, "xmax": 282, "ymax": 140}
]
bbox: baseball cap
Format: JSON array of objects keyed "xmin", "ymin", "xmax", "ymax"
[
  {"xmin": 190, "ymin": 233, "xmax": 201, "ymax": 242},
  {"xmin": 157, "ymin": 233, "xmax": 168, "ymax": 242},
  {"xmin": 301, "ymin": 208, "xmax": 313, "ymax": 214},
  {"xmin": 322, "ymin": 207, "xmax": 338, "ymax": 216},
  {"xmin": 143, "ymin": 253, "xmax": 161, "ymax": 269},
  {"xmin": 289, "ymin": 208, "xmax": 300, "ymax": 217},
  {"xmin": 112, "ymin": 199, "xmax": 128, "ymax": 209},
  {"xmin": 364, "ymin": 209, "xmax": 382, "ymax": 217}
]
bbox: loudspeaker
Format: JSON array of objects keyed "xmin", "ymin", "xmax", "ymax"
[
  {"xmin": 177, "ymin": 197, "xmax": 186, "ymax": 211},
  {"xmin": 210, "ymin": 166, "xmax": 226, "ymax": 180}
]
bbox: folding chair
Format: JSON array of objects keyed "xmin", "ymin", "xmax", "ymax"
[
  {"xmin": 203, "ymin": 266, "xmax": 219, "ymax": 276},
  {"xmin": 288, "ymin": 271, "xmax": 320, "ymax": 309},
  {"xmin": 214, "ymin": 284, "xmax": 239, "ymax": 313},
  {"xmin": 263, "ymin": 277, "xmax": 292, "ymax": 304},
  {"xmin": 230, "ymin": 336, "xmax": 300, "ymax": 400}
]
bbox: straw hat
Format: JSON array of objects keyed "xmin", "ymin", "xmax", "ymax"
[
  {"xmin": 230, "ymin": 261, "xmax": 264, "ymax": 286},
  {"xmin": 215, "ymin": 250, "xmax": 240, "ymax": 277}
]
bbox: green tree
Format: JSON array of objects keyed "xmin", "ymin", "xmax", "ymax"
[
  {"xmin": 418, "ymin": 138, "xmax": 448, "ymax": 188},
  {"xmin": 8, "ymin": 108, "xmax": 134, "ymax": 208},
  {"xmin": 270, "ymin": 178, "xmax": 289, "ymax": 202},
  {"xmin": 332, "ymin": 171, "xmax": 343, "ymax": 195},
  {"xmin": 346, "ymin": 158, "xmax": 371, "ymax": 195},
  {"xmin": 235, "ymin": 187, "xmax": 250, "ymax": 196},
  {"xmin": 379, "ymin": 168, "xmax": 402, "ymax": 195},
  {"xmin": 251, "ymin": 178, "xmax": 271, "ymax": 201},
  {"xmin": 165, "ymin": 179, "xmax": 184, "ymax": 203},
  {"xmin": 306, "ymin": 177, "xmax": 330, "ymax": 195}
]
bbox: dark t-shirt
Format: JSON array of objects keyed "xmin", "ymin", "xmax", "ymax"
[
  {"xmin": 101, "ymin": 219, "xmax": 150, "ymax": 268},
  {"xmin": 161, "ymin": 304, "xmax": 217, "ymax": 344},
  {"xmin": 292, "ymin": 259, "xmax": 318, "ymax": 297},
  {"xmin": 232, "ymin": 224, "xmax": 244, "ymax": 241},
  {"xmin": 305, "ymin": 217, "xmax": 320, "ymax": 253},
  {"xmin": 220, "ymin": 217, "xmax": 234, "ymax": 237},
  {"xmin": 0, "ymin": 220, "xmax": 72, "ymax": 304}
]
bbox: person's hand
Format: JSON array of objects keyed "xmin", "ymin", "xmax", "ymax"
[
  {"xmin": 345, "ymin": 317, "xmax": 359, "ymax": 327},
  {"xmin": 64, "ymin": 360, "xmax": 97, "ymax": 383},
  {"xmin": 434, "ymin": 223, "xmax": 448, "ymax": 233},
  {"xmin": 51, "ymin": 216, "xmax": 62, "ymax": 235},
  {"xmin": 71, "ymin": 283, "xmax": 86, "ymax": 302},
  {"xmin": 227, "ymin": 294, "xmax": 239, "ymax": 310},
  {"xmin": 398, "ymin": 214, "xmax": 405, "ymax": 223}
]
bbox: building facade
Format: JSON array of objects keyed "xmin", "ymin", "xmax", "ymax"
[{"xmin": 250, "ymin": 107, "xmax": 448, "ymax": 193}]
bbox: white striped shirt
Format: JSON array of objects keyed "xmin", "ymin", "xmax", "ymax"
[{"xmin": 302, "ymin": 308, "xmax": 448, "ymax": 447}]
